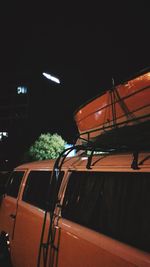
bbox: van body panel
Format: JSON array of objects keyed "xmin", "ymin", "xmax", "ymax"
[
  {"xmin": 0, "ymin": 170, "xmax": 26, "ymax": 239},
  {"xmin": 14, "ymin": 152, "xmax": 150, "ymax": 171},
  {"xmin": 11, "ymin": 201, "xmax": 50, "ymax": 267},
  {"xmin": 0, "ymin": 196, "xmax": 18, "ymax": 239},
  {"xmin": 57, "ymin": 219, "xmax": 150, "ymax": 267}
]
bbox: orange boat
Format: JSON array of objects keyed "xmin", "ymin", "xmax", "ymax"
[{"xmin": 74, "ymin": 69, "xmax": 150, "ymax": 148}]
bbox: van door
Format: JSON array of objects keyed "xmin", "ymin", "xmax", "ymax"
[
  {"xmin": 0, "ymin": 171, "xmax": 25, "ymax": 240},
  {"xmin": 11, "ymin": 170, "xmax": 64, "ymax": 267},
  {"xmin": 11, "ymin": 170, "xmax": 51, "ymax": 267},
  {"xmin": 55, "ymin": 171, "xmax": 150, "ymax": 267}
]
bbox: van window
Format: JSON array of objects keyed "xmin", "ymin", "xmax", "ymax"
[
  {"xmin": 62, "ymin": 171, "xmax": 150, "ymax": 252},
  {"xmin": 22, "ymin": 171, "xmax": 51, "ymax": 210},
  {"xmin": 22, "ymin": 171, "xmax": 64, "ymax": 210},
  {"xmin": 6, "ymin": 171, "xmax": 24, "ymax": 198}
]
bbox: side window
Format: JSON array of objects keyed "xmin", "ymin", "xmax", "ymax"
[
  {"xmin": 6, "ymin": 171, "xmax": 24, "ymax": 198},
  {"xmin": 22, "ymin": 171, "xmax": 64, "ymax": 210},
  {"xmin": 62, "ymin": 171, "xmax": 103, "ymax": 226},
  {"xmin": 62, "ymin": 171, "xmax": 150, "ymax": 253}
]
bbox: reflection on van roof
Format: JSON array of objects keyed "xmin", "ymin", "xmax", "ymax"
[{"xmin": 15, "ymin": 151, "xmax": 150, "ymax": 171}]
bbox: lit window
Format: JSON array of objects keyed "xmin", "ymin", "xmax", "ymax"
[
  {"xmin": 0, "ymin": 132, "xmax": 8, "ymax": 141},
  {"xmin": 17, "ymin": 86, "xmax": 27, "ymax": 94}
]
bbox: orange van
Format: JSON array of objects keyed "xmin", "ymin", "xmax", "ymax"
[{"xmin": 0, "ymin": 149, "xmax": 150, "ymax": 267}]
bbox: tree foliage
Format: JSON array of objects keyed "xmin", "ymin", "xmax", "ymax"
[{"xmin": 29, "ymin": 133, "xmax": 66, "ymax": 161}]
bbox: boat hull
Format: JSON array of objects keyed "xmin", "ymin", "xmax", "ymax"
[{"xmin": 74, "ymin": 71, "xmax": 150, "ymax": 147}]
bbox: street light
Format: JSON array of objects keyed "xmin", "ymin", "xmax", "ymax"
[{"xmin": 42, "ymin": 72, "xmax": 60, "ymax": 84}]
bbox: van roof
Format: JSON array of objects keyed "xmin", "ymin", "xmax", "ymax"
[{"xmin": 15, "ymin": 151, "xmax": 150, "ymax": 172}]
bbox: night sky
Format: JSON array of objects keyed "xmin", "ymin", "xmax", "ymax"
[{"xmin": 0, "ymin": 2, "xmax": 149, "ymax": 161}]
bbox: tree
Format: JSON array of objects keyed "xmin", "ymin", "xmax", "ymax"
[{"xmin": 28, "ymin": 133, "xmax": 66, "ymax": 161}]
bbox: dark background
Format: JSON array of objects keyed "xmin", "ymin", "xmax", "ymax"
[{"xmin": 0, "ymin": 2, "xmax": 149, "ymax": 169}]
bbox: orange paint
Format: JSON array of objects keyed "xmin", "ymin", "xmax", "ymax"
[{"xmin": 74, "ymin": 71, "xmax": 150, "ymax": 141}]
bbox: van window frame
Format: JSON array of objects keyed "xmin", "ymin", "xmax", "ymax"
[
  {"xmin": 22, "ymin": 170, "xmax": 64, "ymax": 211},
  {"xmin": 61, "ymin": 170, "xmax": 150, "ymax": 253},
  {"xmin": 6, "ymin": 170, "xmax": 25, "ymax": 198}
]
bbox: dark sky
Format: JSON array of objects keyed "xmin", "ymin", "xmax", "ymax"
[{"xmin": 0, "ymin": 2, "xmax": 150, "ymax": 146}]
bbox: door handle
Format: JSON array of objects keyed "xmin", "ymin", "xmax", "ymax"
[{"xmin": 10, "ymin": 214, "xmax": 16, "ymax": 219}]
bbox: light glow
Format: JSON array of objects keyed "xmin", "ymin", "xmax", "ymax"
[
  {"xmin": 42, "ymin": 72, "xmax": 60, "ymax": 84},
  {"xmin": 64, "ymin": 144, "xmax": 76, "ymax": 157},
  {"xmin": 0, "ymin": 132, "xmax": 8, "ymax": 141},
  {"xmin": 17, "ymin": 86, "xmax": 27, "ymax": 94}
]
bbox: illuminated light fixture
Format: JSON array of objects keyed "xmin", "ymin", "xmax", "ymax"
[{"xmin": 42, "ymin": 72, "xmax": 60, "ymax": 84}]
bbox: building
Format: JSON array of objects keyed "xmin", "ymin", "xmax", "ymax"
[{"xmin": 0, "ymin": 85, "xmax": 29, "ymax": 170}]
